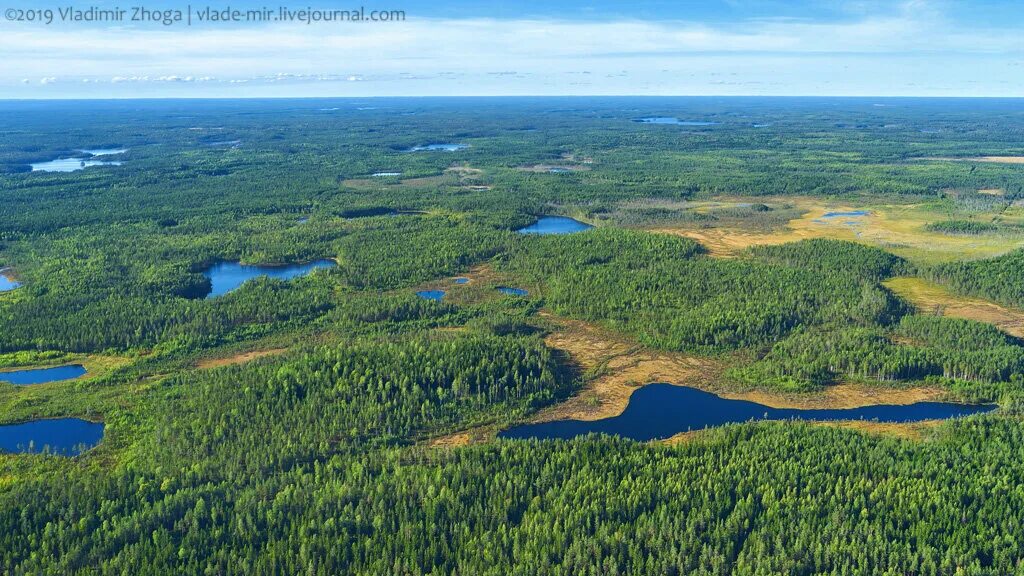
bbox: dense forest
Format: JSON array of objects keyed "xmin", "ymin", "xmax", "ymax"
[
  {"xmin": 6, "ymin": 344, "xmax": 1024, "ymax": 575},
  {"xmin": 929, "ymin": 248, "xmax": 1024, "ymax": 308},
  {"xmin": 498, "ymin": 232, "xmax": 903, "ymax": 352},
  {"xmin": 3, "ymin": 97, "xmax": 1024, "ymax": 573}
]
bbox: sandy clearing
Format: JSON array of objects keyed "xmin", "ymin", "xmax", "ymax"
[
  {"xmin": 196, "ymin": 348, "xmax": 288, "ymax": 369},
  {"xmin": 885, "ymin": 277, "xmax": 1024, "ymax": 339},
  {"xmin": 659, "ymin": 418, "xmax": 941, "ymax": 445}
]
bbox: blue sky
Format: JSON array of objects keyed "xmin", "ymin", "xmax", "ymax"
[{"xmin": 1, "ymin": 0, "xmax": 1022, "ymax": 98}]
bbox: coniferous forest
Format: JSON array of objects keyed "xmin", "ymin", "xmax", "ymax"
[{"xmin": 4, "ymin": 97, "xmax": 1024, "ymax": 573}]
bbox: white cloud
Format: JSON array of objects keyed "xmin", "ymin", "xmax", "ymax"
[{"xmin": 0, "ymin": 3, "xmax": 1022, "ymax": 96}]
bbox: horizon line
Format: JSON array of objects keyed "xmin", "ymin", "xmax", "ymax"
[{"xmin": 3, "ymin": 94, "xmax": 1024, "ymax": 102}]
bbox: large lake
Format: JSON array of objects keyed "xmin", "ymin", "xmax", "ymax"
[
  {"xmin": 0, "ymin": 365, "xmax": 87, "ymax": 385},
  {"xmin": 31, "ymin": 158, "xmax": 122, "ymax": 172},
  {"xmin": 635, "ymin": 117, "xmax": 718, "ymax": 126},
  {"xmin": 202, "ymin": 260, "xmax": 336, "ymax": 298},
  {"xmin": 516, "ymin": 216, "xmax": 594, "ymax": 235},
  {"xmin": 499, "ymin": 384, "xmax": 996, "ymax": 442},
  {"xmin": 408, "ymin": 144, "xmax": 468, "ymax": 152},
  {"xmin": 31, "ymin": 148, "xmax": 127, "ymax": 172},
  {"xmin": 0, "ymin": 419, "xmax": 104, "ymax": 456}
]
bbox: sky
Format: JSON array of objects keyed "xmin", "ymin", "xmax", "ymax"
[{"xmin": 0, "ymin": 0, "xmax": 1022, "ymax": 98}]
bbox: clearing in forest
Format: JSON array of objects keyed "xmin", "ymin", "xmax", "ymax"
[
  {"xmin": 885, "ymin": 277, "xmax": 1024, "ymax": 339},
  {"xmin": 196, "ymin": 348, "xmax": 288, "ymax": 369},
  {"xmin": 654, "ymin": 196, "xmax": 1024, "ymax": 264}
]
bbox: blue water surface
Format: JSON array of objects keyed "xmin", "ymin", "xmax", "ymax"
[
  {"xmin": 516, "ymin": 216, "xmax": 594, "ymax": 235},
  {"xmin": 636, "ymin": 117, "xmax": 718, "ymax": 126},
  {"xmin": 408, "ymin": 144, "xmax": 467, "ymax": 152},
  {"xmin": 0, "ymin": 271, "xmax": 19, "ymax": 292},
  {"xmin": 822, "ymin": 210, "xmax": 870, "ymax": 218},
  {"xmin": 0, "ymin": 419, "xmax": 104, "ymax": 456},
  {"xmin": 500, "ymin": 384, "xmax": 995, "ymax": 442},
  {"xmin": 31, "ymin": 158, "xmax": 122, "ymax": 172},
  {"xmin": 203, "ymin": 260, "xmax": 336, "ymax": 298},
  {"xmin": 0, "ymin": 365, "xmax": 87, "ymax": 385},
  {"xmin": 417, "ymin": 290, "xmax": 446, "ymax": 301}
]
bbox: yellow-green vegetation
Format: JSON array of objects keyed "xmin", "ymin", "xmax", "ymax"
[
  {"xmin": 0, "ymin": 354, "xmax": 134, "ymax": 425},
  {"xmin": 661, "ymin": 418, "xmax": 942, "ymax": 444},
  {"xmin": 925, "ymin": 156, "xmax": 1024, "ymax": 164},
  {"xmin": 0, "ymin": 352, "xmax": 131, "ymax": 384},
  {"xmin": 886, "ymin": 276, "xmax": 1024, "ymax": 338},
  {"xmin": 654, "ymin": 195, "xmax": 1024, "ymax": 265}
]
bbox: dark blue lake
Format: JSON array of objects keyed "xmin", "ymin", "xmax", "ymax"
[
  {"xmin": 516, "ymin": 216, "xmax": 594, "ymax": 235},
  {"xmin": 417, "ymin": 290, "xmax": 446, "ymax": 301},
  {"xmin": 0, "ymin": 419, "xmax": 104, "ymax": 456},
  {"xmin": 0, "ymin": 365, "xmax": 87, "ymax": 385},
  {"xmin": 203, "ymin": 260, "xmax": 336, "ymax": 298},
  {"xmin": 499, "ymin": 384, "xmax": 996, "ymax": 442},
  {"xmin": 636, "ymin": 117, "xmax": 718, "ymax": 126},
  {"xmin": 497, "ymin": 287, "xmax": 528, "ymax": 296}
]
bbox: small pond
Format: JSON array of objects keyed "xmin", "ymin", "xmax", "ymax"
[
  {"xmin": 822, "ymin": 210, "xmax": 870, "ymax": 218},
  {"xmin": 453, "ymin": 277, "xmax": 470, "ymax": 285},
  {"xmin": 417, "ymin": 290, "xmax": 446, "ymax": 301},
  {"xmin": 408, "ymin": 144, "xmax": 468, "ymax": 152},
  {"xmin": 0, "ymin": 419, "xmax": 104, "ymax": 456},
  {"xmin": 516, "ymin": 216, "xmax": 594, "ymax": 235},
  {"xmin": 0, "ymin": 365, "xmax": 87, "ymax": 385},
  {"xmin": 202, "ymin": 260, "xmax": 336, "ymax": 298},
  {"xmin": 499, "ymin": 384, "xmax": 996, "ymax": 442},
  {"xmin": 635, "ymin": 117, "xmax": 718, "ymax": 126},
  {"xmin": 497, "ymin": 287, "xmax": 528, "ymax": 296},
  {"xmin": 0, "ymin": 269, "xmax": 19, "ymax": 292}
]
